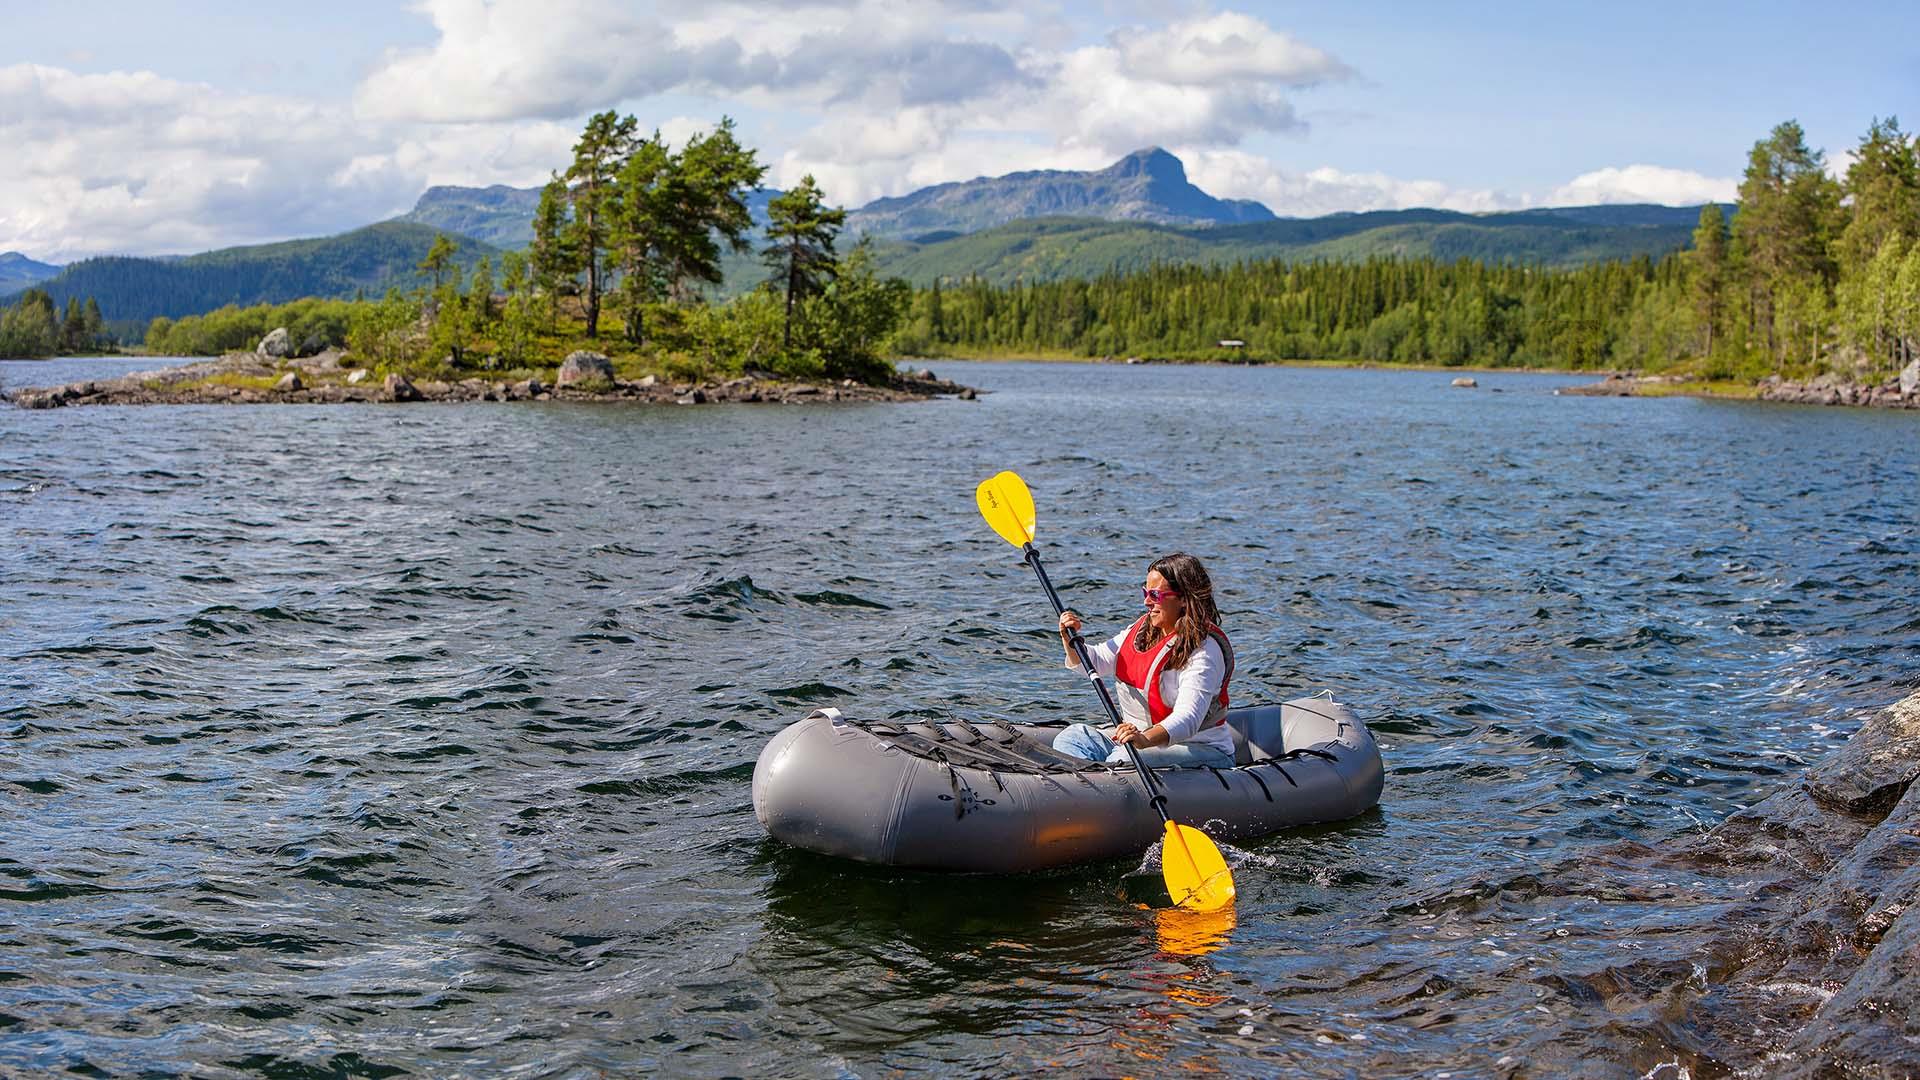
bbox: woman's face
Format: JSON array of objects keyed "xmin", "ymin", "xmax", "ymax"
[{"xmin": 1143, "ymin": 570, "xmax": 1183, "ymax": 634}]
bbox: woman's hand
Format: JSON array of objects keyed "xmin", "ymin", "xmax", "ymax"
[
  {"xmin": 1059, "ymin": 610, "xmax": 1084, "ymax": 667},
  {"xmin": 1112, "ymin": 723, "xmax": 1169, "ymax": 749}
]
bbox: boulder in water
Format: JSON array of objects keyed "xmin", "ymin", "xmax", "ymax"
[{"xmin": 1451, "ymin": 376, "xmax": 1478, "ymax": 388}]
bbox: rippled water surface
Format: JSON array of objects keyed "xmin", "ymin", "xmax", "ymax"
[{"xmin": 3, "ymin": 360, "xmax": 1917, "ymax": 1077}]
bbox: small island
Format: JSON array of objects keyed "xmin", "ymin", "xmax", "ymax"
[{"xmin": 4, "ymin": 342, "xmax": 973, "ymax": 409}]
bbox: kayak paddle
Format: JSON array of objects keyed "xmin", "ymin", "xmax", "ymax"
[{"xmin": 975, "ymin": 469, "xmax": 1236, "ymax": 912}]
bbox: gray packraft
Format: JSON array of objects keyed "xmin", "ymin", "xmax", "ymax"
[{"xmin": 753, "ymin": 696, "xmax": 1384, "ymax": 872}]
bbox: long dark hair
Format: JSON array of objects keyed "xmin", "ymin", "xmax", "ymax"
[{"xmin": 1132, "ymin": 552, "xmax": 1220, "ymax": 669}]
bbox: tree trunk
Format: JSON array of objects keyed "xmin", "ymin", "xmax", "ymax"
[{"xmin": 783, "ymin": 249, "xmax": 797, "ymax": 351}]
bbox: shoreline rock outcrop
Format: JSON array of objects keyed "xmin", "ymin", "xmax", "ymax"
[
  {"xmin": 2, "ymin": 351, "xmax": 980, "ymax": 409},
  {"xmin": 1561, "ymin": 370, "xmax": 1920, "ymax": 408},
  {"xmin": 1542, "ymin": 689, "xmax": 1920, "ymax": 1075}
]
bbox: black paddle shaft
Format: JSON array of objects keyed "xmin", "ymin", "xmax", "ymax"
[{"xmin": 1021, "ymin": 543, "xmax": 1169, "ymax": 817}]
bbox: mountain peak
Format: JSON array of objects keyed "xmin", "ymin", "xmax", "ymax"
[
  {"xmin": 1107, "ymin": 147, "xmax": 1186, "ymax": 183},
  {"xmin": 0, "ymin": 250, "xmax": 62, "ymax": 293},
  {"xmin": 849, "ymin": 148, "xmax": 1271, "ymax": 238}
]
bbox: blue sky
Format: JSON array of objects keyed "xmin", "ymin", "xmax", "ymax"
[{"xmin": 3, "ymin": 1, "xmax": 1914, "ymax": 260}]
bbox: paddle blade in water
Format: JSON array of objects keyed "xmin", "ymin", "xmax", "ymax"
[
  {"xmin": 1162, "ymin": 821, "xmax": 1236, "ymax": 912},
  {"xmin": 975, "ymin": 471, "xmax": 1037, "ymax": 547}
]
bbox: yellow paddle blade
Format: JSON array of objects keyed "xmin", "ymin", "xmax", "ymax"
[
  {"xmin": 1162, "ymin": 821, "xmax": 1236, "ymax": 912},
  {"xmin": 975, "ymin": 470, "xmax": 1037, "ymax": 548}
]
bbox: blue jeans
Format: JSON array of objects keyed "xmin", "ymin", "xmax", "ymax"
[{"xmin": 1052, "ymin": 723, "xmax": 1236, "ymax": 769}]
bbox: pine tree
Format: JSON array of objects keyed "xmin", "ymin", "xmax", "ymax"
[
  {"xmin": 1836, "ymin": 117, "xmax": 1920, "ymax": 278},
  {"xmin": 1688, "ymin": 205, "xmax": 1729, "ymax": 355},
  {"xmin": 659, "ymin": 118, "xmax": 765, "ymax": 300},
  {"xmin": 1732, "ymin": 120, "xmax": 1843, "ymax": 364},
  {"xmin": 530, "ymin": 175, "xmax": 574, "ymax": 330},
  {"xmin": 564, "ymin": 111, "xmax": 639, "ymax": 339},
  {"xmin": 417, "ymin": 234, "xmax": 459, "ymax": 292},
  {"xmin": 762, "ymin": 175, "xmax": 846, "ymax": 350},
  {"xmin": 83, "ymin": 297, "xmax": 105, "ymax": 348},
  {"xmin": 62, "ymin": 296, "xmax": 85, "ymax": 353},
  {"xmin": 468, "ymin": 257, "xmax": 495, "ymax": 322}
]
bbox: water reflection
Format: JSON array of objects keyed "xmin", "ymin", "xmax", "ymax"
[{"xmin": 1154, "ymin": 905, "xmax": 1237, "ymax": 957}]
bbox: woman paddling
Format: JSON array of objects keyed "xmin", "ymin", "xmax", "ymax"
[{"xmin": 1052, "ymin": 552, "xmax": 1236, "ymax": 769}]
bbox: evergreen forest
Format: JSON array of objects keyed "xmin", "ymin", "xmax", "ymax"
[
  {"xmin": 895, "ymin": 119, "xmax": 1920, "ymax": 384},
  {"xmin": 0, "ymin": 289, "xmax": 113, "ymax": 359}
]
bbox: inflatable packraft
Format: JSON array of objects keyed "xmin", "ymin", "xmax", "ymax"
[{"xmin": 753, "ymin": 696, "xmax": 1384, "ymax": 872}]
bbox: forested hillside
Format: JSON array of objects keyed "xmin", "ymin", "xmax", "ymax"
[
  {"xmin": 898, "ymin": 119, "xmax": 1920, "ymax": 386},
  {"xmin": 4, "ymin": 223, "xmax": 496, "ymax": 329},
  {"xmin": 871, "ymin": 205, "xmax": 1707, "ymax": 286}
]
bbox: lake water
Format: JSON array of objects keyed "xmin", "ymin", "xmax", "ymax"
[{"xmin": 2, "ymin": 359, "xmax": 1916, "ymax": 1076}]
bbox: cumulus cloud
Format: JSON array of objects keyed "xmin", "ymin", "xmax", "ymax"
[
  {"xmin": 357, "ymin": 0, "xmax": 1035, "ymax": 122},
  {"xmin": 0, "ymin": 5, "xmax": 1738, "ymax": 261},
  {"xmin": 1114, "ymin": 12, "xmax": 1350, "ymax": 87},
  {"xmin": 0, "ymin": 64, "xmax": 571, "ymax": 259},
  {"xmin": 1186, "ymin": 150, "xmax": 1733, "ymax": 219},
  {"xmin": 1183, "ymin": 149, "xmax": 1524, "ymax": 216},
  {"xmin": 750, "ymin": 9, "xmax": 1356, "ymax": 204},
  {"xmin": 1549, "ymin": 164, "xmax": 1736, "ymax": 206},
  {"xmin": 355, "ymin": 3, "xmax": 1350, "ymax": 204}
]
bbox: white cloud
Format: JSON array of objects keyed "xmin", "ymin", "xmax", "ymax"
[
  {"xmin": 356, "ymin": 0, "xmax": 1036, "ymax": 123},
  {"xmin": 0, "ymin": 64, "xmax": 573, "ymax": 259},
  {"xmin": 1114, "ymin": 12, "xmax": 1349, "ymax": 87},
  {"xmin": 1187, "ymin": 151, "xmax": 1730, "ymax": 218},
  {"xmin": 1175, "ymin": 149, "xmax": 1522, "ymax": 216},
  {"xmin": 0, "ymin": 7, "xmax": 1742, "ymax": 262},
  {"xmin": 1549, "ymin": 164, "xmax": 1736, "ymax": 206},
  {"xmin": 356, "ymin": 3, "xmax": 1350, "ymax": 204}
]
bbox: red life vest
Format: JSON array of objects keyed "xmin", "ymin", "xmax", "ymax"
[{"xmin": 1111, "ymin": 616, "xmax": 1233, "ymax": 727}]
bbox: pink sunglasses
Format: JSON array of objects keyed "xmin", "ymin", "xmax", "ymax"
[{"xmin": 1142, "ymin": 587, "xmax": 1180, "ymax": 604}]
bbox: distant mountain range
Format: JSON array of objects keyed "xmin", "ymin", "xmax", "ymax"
[
  {"xmin": 4, "ymin": 148, "xmax": 1722, "ymax": 330},
  {"xmin": 0, "ymin": 251, "xmax": 61, "ymax": 293}
]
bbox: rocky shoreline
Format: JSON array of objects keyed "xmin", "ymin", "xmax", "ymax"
[
  {"xmin": 1561, "ymin": 361, "xmax": 1920, "ymax": 409},
  {"xmin": 2, "ymin": 347, "xmax": 978, "ymax": 410},
  {"xmin": 1551, "ymin": 689, "xmax": 1920, "ymax": 1074}
]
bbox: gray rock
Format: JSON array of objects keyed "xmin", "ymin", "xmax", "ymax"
[
  {"xmin": 556, "ymin": 351, "xmax": 614, "ymax": 387},
  {"xmin": 346, "ymin": 368, "xmax": 370, "ymax": 385},
  {"xmin": 637, "ymin": 374, "xmax": 657, "ymax": 388},
  {"xmin": 274, "ymin": 371, "xmax": 303, "ymax": 392},
  {"xmin": 1805, "ymin": 692, "xmax": 1920, "ymax": 814},
  {"xmin": 383, "ymin": 372, "xmax": 421, "ymax": 403},
  {"xmin": 1451, "ymin": 376, "xmax": 1478, "ymax": 388},
  {"xmin": 257, "ymin": 327, "xmax": 291, "ymax": 358},
  {"xmin": 1784, "ymin": 897, "xmax": 1920, "ymax": 1076},
  {"xmin": 1901, "ymin": 358, "xmax": 1920, "ymax": 397},
  {"xmin": 676, "ymin": 388, "xmax": 708, "ymax": 405}
]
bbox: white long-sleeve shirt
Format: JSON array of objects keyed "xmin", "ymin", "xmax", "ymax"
[{"xmin": 1068, "ymin": 628, "xmax": 1236, "ymax": 758}]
